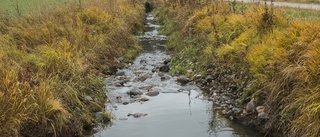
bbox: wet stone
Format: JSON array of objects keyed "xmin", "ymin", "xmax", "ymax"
[
  {"xmin": 159, "ymin": 65, "xmax": 170, "ymax": 72},
  {"xmin": 127, "ymin": 88, "xmax": 142, "ymax": 96},
  {"xmin": 145, "ymin": 90, "xmax": 160, "ymax": 97},
  {"xmin": 139, "ymin": 86, "xmax": 153, "ymax": 90},
  {"xmin": 127, "ymin": 113, "xmax": 148, "ymax": 118},
  {"xmin": 137, "ymin": 97, "xmax": 150, "ymax": 102},
  {"xmin": 140, "ymin": 59, "xmax": 147, "ymax": 64},
  {"xmin": 177, "ymin": 76, "xmax": 190, "ymax": 85},
  {"xmin": 163, "ymin": 58, "xmax": 171, "ymax": 65},
  {"xmin": 123, "ymin": 102, "xmax": 129, "ymax": 105},
  {"xmin": 152, "ymin": 67, "xmax": 159, "ymax": 73}
]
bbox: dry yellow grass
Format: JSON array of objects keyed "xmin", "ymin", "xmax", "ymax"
[
  {"xmin": 156, "ymin": 1, "xmax": 320, "ymax": 136},
  {"xmin": 0, "ymin": 0, "xmax": 144, "ymax": 136}
]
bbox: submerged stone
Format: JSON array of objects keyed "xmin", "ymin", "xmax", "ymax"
[{"xmin": 127, "ymin": 113, "xmax": 148, "ymax": 118}]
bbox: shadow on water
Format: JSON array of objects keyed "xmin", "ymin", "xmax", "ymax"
[{"xmin": 94, "ymin": 13, "xmax": 263, "ymax": 137}]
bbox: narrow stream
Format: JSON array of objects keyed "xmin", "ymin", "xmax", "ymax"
[{"xmin": 95, "ymin": 13, "xmax": 262, "ymax": 137}]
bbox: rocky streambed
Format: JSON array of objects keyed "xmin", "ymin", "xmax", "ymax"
[{"xmin": 94, "ymin": 13, "xmax": 262, "ymax": 137}]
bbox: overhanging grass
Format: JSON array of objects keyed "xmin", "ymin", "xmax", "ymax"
[
  {"xmin": 155, "ymin": 1, "xmax": 320, "ymax": 136},
  {"xmin": 0, "ymin": 0, "xmax": 144, "ymax": 136}
]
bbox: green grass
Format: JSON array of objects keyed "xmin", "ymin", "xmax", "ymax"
[
  {"xmin": 279, "ymin": 7, "xmax": 320, "ymax": 20},
  {"xmin": 0, "ymin": 0, "xmax": 81, "ymax": 16},
  {"xmin": 274, "ymin": 0, "xmax": 320, "ymax": 4}
]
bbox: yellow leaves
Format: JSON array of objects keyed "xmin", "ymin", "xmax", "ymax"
[
  {"xmin": 215, "ymin": 44, "xmax": 234, "ymax": 57},
  {"xmin": 195, "ymin": 16, "xmax": 214, "ymax": 34},
  {"xmin": 80, "ymin": 7, "xmax": 113, "ymax": 25}
]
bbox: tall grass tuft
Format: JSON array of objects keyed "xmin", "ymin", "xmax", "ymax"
[
  {"xmin": 0, "ymin": 0, "xmax": 144, "ymax": 136},
  {"xmin": 155, "ymin": 1, "xmax": 320, "ymax": 136}
]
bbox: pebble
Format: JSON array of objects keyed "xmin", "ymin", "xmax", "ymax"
[
  {"xmin": 258, "ymin": 112, "xmax": 268, "ymax": 120},
  {"xmin": 85, "ymin": 96, "xmax": 93, "ymax": 101},
  {"xmin": 123, "ymin": 102, "xmax": 129, "ymax": 105},
  {"xmin": 116, "ymin": 71, "xmax": 125, "ymax": 76},
  {"xmin": 145, "ymin": 90, "xmax": 160, "ymax": 97},
  {"xmin": 92, "ymin": 127, "xmax": 101, "ymax": 133},
  {"xmin": 256, "ymin": 106, "xmax": 265, "ymax": 113},
  {"xmin": 205, "ymin": 75, "xmax": 214, "ymax": 83},
  {"xmin": 232, "ymin": 107, "xmax": 243, "ymax": 114},
  {"xmin": 177, "ymin": 76, "xmax": 190, "ymax": 85}
]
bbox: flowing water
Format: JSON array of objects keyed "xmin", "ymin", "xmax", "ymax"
[{"xmin": 94, "ymin": 13, "xmax": 262, "ymax": 137}]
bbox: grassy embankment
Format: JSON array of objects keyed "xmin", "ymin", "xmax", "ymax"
[
  {"xmin": 155, "ymin": 1, "xmax": 320, "ymax": 136},
  {"xmin": 274, "ymin": 0, "xmax": 320, "ymax": 4},
  {"xmin": 0, "ymin": 0, "xmax": 144, "ymax": 136}
]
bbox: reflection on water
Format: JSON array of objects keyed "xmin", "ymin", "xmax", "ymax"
[{"xmin": 95, "ymin": 13, "xmax": 262, "ymax": 137}]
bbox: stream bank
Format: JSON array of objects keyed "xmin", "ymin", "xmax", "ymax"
[{"xmin": 154, "ymin": 1, "xmax": 320, "ymax": 136}]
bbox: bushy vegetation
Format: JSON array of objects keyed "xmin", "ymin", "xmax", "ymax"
[
  {"xmin": 155, "ymin": 1, "xmax": 320, "ymax": 136},
  {"xmin": 0, "ymin": 0, "xmax": 144, "ymax": 136}
]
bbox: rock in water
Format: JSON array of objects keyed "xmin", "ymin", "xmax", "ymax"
[
  {"xmin": 136, "ymin": 97, "xmax": 150, "ymax": 102},
  {"xmin": 159, "ymin": 65, "xmax": 170, "ymax": 72},
  {"xmin": 127, "ymin": 113, "xmax": 148, "ymax": 118},
  {"xmin": 127, "ymin": 88, "xmax": 142, "ymax": 96},
  {"xmin": 163, "ymin": 58, "xmax": 171, "ymax": 65},
  {"xmin": 137, "ymin": 73, "xmax": 152, "ymax": 82},
  {"xmin": 145, "ymin": 90, "xmax": 160, "ymax": 97},
  {"xmin": 177, "ymin": 76, "xmax": 190, "ymax": 85}
]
